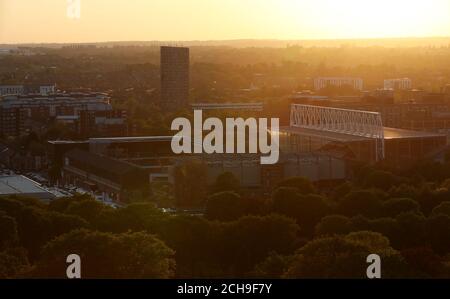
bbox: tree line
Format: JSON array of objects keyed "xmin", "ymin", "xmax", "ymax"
[{"xmin": 1, "ymin": 160, "xmax": 450, "ymax": 278}]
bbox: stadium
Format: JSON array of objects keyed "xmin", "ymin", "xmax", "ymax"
[{"xmin": 278, "ymin": 104, "xmax": 448, "ymax": 166}]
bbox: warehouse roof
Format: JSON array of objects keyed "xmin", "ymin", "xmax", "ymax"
[
  {"xmin": 0, "ymin": 175, "xmax": 55, "ymax": 201},
  {"xmin": 65, "ymin": 149, "xmax": 139, "ymax": 175}
]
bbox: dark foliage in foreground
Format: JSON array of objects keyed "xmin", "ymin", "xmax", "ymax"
[{"xmin": 1, "ymin": 164, "xmax": 450, "ymax": 278}]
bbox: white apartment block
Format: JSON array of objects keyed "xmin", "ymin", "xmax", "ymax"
[
  {"xmin": 0, "ymin": 84, "xmax": 56, "ymax": 96},
  {"xmin": 314, "ymin": 77, "xmax": 364, "ymax": 91},
  {"xmin": 0, "ymin": 92, "xmax": 112, "ymax": 118},
  {"xmin": 0, "ymin": 85, "xmax": 25, "ymax": 96},
  {"xmin": 39, "ymin": 85, "xmax": 56, "ymax": 95},
  {"xmin": 384, "ymin": 78, "xmax": 412, "ymax": 90}
]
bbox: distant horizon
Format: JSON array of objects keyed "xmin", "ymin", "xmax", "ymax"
[{"xmin": 2, "ymin": 36, "xmax": 450, "ymax": 47}]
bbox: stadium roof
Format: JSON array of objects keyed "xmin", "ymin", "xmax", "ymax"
[
  {"xmin": 279, "ymin": 126, "xmax": 368, "ymax": 142},
  {"xmin": 89, "ymin": 136, "xmax": 173, "ymax": 144},
  {"xmin": 48, "ymin": 140, "xmax": 88, "ymax": 145},
  {"xmin": 280, "ymin": 126, "xmax": 446, "ymax": 141},
  {"xmin": 383, "ymin": 127, "xmax": 446, "ymax": 139}
]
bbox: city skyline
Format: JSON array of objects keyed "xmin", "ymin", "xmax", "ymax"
[
  {"xmin": 2, "ymin": 0, "xmax": 450, "ymax": 283},
  {"xmin": 1, "ymin": 0, "xmax": 450, "ymax": 44}
]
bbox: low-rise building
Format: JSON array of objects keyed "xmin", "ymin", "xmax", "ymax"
[
  {"xmin": 384, "ymin": 78, "xmax": 412, "ymax": 90},
  {"xmin": 0, "ymin": 92, "xmax": 125, "ymax": 137},
  {"xmin": 0, "ymin": 84, "xmax": 56, "ymax": 96},
  {"xmin": 0, "ymin": 144, "xmax": 47, "ymax": 172},
  {"xmin": 62, "ymin": 149, "xmax": 148, "ymax": 201},
  {"xmin": 0, "ymin": 107, "xmax": 26, "ymax": 137},
  {"xmin": 0, "ymin": 92, "xmax": 112, "ymax": 119},
  {"xmin": 58, "ymin": 135, "xmax": 350, "ymax": 202},
  {"xmin": 314, "ymin": 77, "xmax": 364, "ymax": 91},
  {"xmin": 78, "ymin": 110, "xmax": 128, "ymax": 137},
  {"xmin": 0, "ymin": 175, "xmax": 55, "ymax": 201}
]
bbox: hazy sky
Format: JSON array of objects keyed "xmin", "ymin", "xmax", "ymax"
[{"xmin": 1, "ymin": 0, "xmax": 450, "ymax": 43}]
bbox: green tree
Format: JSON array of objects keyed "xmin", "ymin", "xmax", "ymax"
[
  {"xmin": 276, "ymin": 177, "xmax": 316, "ymax": 195},
  {"xmin": 426, "ymin": 215, "xmax": 450, "ymax": 254},
  {"xmin": 219, "ymin": 215, "xmax": 300, "ymax": 276},
  {"xmin": 285, "ymin": 231, "xmax": 409, "ymax": 278},
  {"xmin": 205, "ymin": 192, "xmax": 245, "ymax": 222},
  {"xmin": 401, "ymin": 247, "xmax": 447, "ymax": 278},
  {"xmin": 96, "ymin": 202, "xmax": 166, "ymax": 233},
  {"xmin": 417, "ymin": 185, "xmax": 450, "ymax": 215},
  {"xmin": 367, "ymin": 217, "xmax": 400, "ymax": 247},
  {"xmin": 295, "ymin": 194, "xmax": 330, "ymax": 234},
  {"xmin": 395, "ymin": 212, "xmax": 427, "ymax": 250},
  {"xmin": 271, "ymin": 187, "xmax": 301, "ymax": 214},
  {"xmin": 32, "ymin": 229, "xmax": 175, "ymax": 278},
  {"xmin": 272, "ymin": 188, "xmax": 330, "ymax": 234},
  {"xmin": 0, "ymin": 196, "xmax": 88, "ymax": 260},
  {"xmin": 389, "ymin": 184, "xmax": 419, "ymax": 200},
  {"xmin": 251, "ymin": 252, "xmax": 293, "ymax": 278},
  {"xmin": 332, "ymin": 182, "xmax": 353, "ymax": 200},
  {"xmin": 0, "ymin": 248, "xmax": 29, "ymax": 279},
  {"xmin": 150, "ymin": 182, "xmax": 176, "ymax": 208},
  {"xmin": 338, "ymin": 190, "xmax": 383, "ymax": 218},
  {"xmin": 157, "ymin": 216, "xmax": 220, "ymax": 278},
  {"xmin": 315, "ymin": 215, "xmax": 351, "ymax": 236},
  {"xmin": 48, "ymin": 194, "xmax": 96, "ymax": 213},
  {"xmin": 0, "ymin": 212, "xmax": 19, "ymax": 249},
  {"xmin": 363, "ymin": 170, "xmax": 404, "ymax": 190},
  {"xmin": 382, "ymin": 198, "xmax": 420, "ymax": 217},
  {"xmin": 64, "ymin": 198, "xmax": 111, "ymax": 224}
]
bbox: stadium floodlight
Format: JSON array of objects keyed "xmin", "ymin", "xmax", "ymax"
[{"xmin": 290, "ymin": 104, "xmax": 385, "ymax": 161}]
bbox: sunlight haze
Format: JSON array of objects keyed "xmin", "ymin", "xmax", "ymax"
[{"xmin": 0, "ymin": 0, "xmax": 449, "ymax": 43}]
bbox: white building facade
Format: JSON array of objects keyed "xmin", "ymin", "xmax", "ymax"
[
  {"xmin": 314, "ymin": 77, "xmax": 364, "ymax": 91},
  {"xmin": 384, "ymin": 78, "xmax": 412, "ymax": 90},
  {"xmin": 0, "ymin": 84, "xmax": 56, "ymax": 96},
  {"xmin": 0, "ymin": 85, "xmax": 25, "ymax": 96}
]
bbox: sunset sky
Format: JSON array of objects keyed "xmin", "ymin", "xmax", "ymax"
[{"xmin": 1, "ymin": 0, "xmax": 450, "ymax": 43}]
